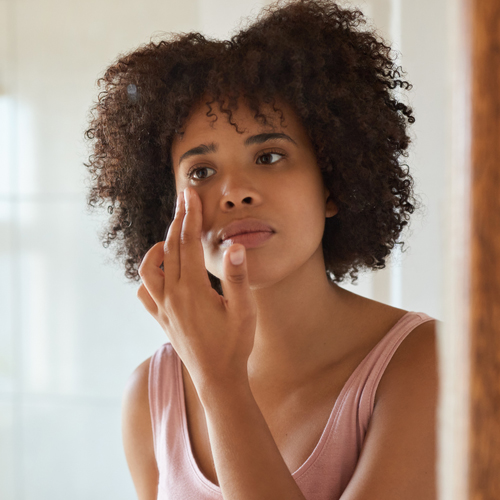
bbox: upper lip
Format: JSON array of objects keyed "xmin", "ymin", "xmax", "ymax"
[{"xmin": 218, "ymin": 218, "xmax": 275, "ymax": 242}]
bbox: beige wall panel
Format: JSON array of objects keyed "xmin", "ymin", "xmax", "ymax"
[{"xmin": 14, "ymin": 0, "xmax": 199, "ymax": 196}]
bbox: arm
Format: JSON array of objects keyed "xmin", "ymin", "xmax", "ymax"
[
  {"xmin": 137, "ymin": 190, "xmax": 436, "ymax": 498},
  {"xmin": 136, "ymin": 188, "xmax": 307, "ymax": 498},
  {"xmin": 340, "ymin": 319, "xmax": 439, "ymax": 500},
  {"xmin": 121, "ymin": 356, "xmax": 159, "ymax": 500},
  {"xmin": 197, "ymin": 320, "xmax": 438, "ymax": 500},
  {"xmin": 199, "ymin": 380, "xmax": 307, "ymax": 500}
]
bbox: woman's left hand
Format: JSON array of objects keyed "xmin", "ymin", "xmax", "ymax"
[{"xmin": 136, "ymin": 187, "xmax": 257, "ymax": 395}]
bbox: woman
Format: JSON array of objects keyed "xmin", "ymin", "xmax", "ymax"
[{"xmin": 85, "ymin": 1, "xmax": 438, "ymax": 498}]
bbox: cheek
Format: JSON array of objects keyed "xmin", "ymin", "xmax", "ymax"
[
  {"xmin": 197, "ymin": 177, "xmax": 326, "ymax": 280},
  {"xmin": 285, "ymin": 188, "xmax": 326, "ymax": 232}
]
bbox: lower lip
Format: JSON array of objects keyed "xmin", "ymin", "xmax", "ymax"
[{"xmin": 221, "ymin": 231, "xmax": 274, "ymax": 249}]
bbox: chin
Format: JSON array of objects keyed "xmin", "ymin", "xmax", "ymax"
[{"xmin": 206, "ymin": 246, "xmax": 302, "ymax": 290}]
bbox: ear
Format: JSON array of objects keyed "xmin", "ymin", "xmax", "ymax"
[{"xmin": 324, "ymin": 188, "xmax": 339, "ymax": 218}]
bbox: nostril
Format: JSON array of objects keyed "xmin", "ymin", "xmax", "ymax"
[{"xmin": 224, "ymin": 197, "xmax": 253, "ymax": 208}]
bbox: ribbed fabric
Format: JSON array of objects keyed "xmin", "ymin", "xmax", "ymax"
[{"xmin": 148, "ymin": 311, "xmax": 435, "ymax": 499}]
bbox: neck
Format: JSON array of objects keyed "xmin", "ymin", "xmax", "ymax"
[{"xmin": 247, "ymin": 246, "xmax": 356, "ymax": 387}]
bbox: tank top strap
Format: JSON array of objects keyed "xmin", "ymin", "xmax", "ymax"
[
  {"xmin": 357, "ymin": 310, "xmax": 436, "ymax": 428},
  {"xmin": 148, "ymin": 342, "xmax": 179, "ymax": 463},
  {"xmin": 290, "ymin": 311, "xmax": 436, "ymax": 498}
]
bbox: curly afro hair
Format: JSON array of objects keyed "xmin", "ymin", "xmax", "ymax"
[{"xmin": 84, "ymin": 0, "xmax": 420, "ymax": 295}]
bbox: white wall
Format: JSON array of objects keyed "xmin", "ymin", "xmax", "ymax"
[
  {"xmin": 0, "ymin": 0, "xmax": 447, "ymax": 498},
  {"xmin": 338, "ymin": 0, "xmax": 447, "ymax": 320}
]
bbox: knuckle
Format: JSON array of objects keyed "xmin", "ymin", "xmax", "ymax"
[
  {"xmin": 228, "ymin": 273, "xmax": 246, "ymax": 285},
  {"xmin": 164, "ymin": 290, "xmax": 176, "ymax": 308},
  {"xmin": 180, "ymin": 231, "xmax": 194, "ymax": 245},
  {"xmin": 138, "ymin": 261, "xmax": 148, "ymax": 275},
  {"xmin": 164, "ymin": 285, "xmax": 180, "ymax": 304},
  {"xmin": 164, "ymin": 242, "xmax": 175, "ymax": 256},
  {"xmin": 172, "ymin": 286, "xmax": 188, "ymax": 304},
  {"xmin": 158, "ymin": 308, "xmax": 171, "ymax": 323}
]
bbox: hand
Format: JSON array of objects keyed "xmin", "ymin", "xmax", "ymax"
[{"xmin": 136, "ymin": 188, "xmax": 257, "ymax": 394}]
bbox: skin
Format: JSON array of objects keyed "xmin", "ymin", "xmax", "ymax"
[
  {"xmin": 168, "ymin": 95, "xmax": 369, "ymax": 390},
  {"xmin": 127, "ymin": 94, "xmax": 438, "ymax": 499}
]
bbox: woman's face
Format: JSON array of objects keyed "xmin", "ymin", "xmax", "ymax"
[{"xmin": 170, "ymin": 96, "xmax": 338, "ymax": 289}]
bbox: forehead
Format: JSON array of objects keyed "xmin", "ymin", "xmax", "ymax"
[{"xmin": 171, "ymin": 96, "xmax": 309, "ymax": 158}]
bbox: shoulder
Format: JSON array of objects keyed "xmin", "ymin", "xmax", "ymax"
[
  {"xmin": 341, "ymin": 317, "xmax": 439, "ymax": 500},
  {"xmin": 375, "ymin": 316, "xmax": 439, "ymax": 407},
  {"xmin": 125, "ymin": 355, "xmax": 152, "ymax": 392},
  {"xmin": 122, "ymin": 356, "xmax": 159, "ymax": 500},
  {"xmin": 123, "ymin": 356, "xmax": 153, "ymax": 419}
]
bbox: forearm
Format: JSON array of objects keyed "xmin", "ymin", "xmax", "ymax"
[{"xmin": 200, "ymin": 380, "xmax": 307, "ymax": 500}]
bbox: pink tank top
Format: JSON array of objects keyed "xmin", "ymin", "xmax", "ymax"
[{"xmin": 148, "ymin": 310, "xmax": 435, "ymax": 499}]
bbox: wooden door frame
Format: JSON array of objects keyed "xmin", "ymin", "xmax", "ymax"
[
  {"xmin": 440, "ymin": 0, "xmax": 500, "ymax": 498},
  {"xmin": 468, "ymin": 0, "xmax": 500, "ymax": 497}
]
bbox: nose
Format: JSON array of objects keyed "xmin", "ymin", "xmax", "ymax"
[{"xmin": 219, "ymin": 178, "xmax": 262, "ymax": 211}]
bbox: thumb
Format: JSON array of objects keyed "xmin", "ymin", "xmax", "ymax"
[{"xmin": 221, "ymin": 244, "xmax": 254, "ymax": 314}]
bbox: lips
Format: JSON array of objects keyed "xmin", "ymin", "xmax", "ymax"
[{"xmin": 219, "ymin": 218, "xmax": 275, "ymax": 243}]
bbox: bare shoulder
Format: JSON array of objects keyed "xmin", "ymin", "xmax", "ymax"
[
  {"xmin": 121, "ymin": 356, "xmax": 159, "ymax": 500},
  {"xmin": 375, "ymin": 316, "xmax": 439, "ymax": 406},
  {"xmin": 340, "ymin": 317, "xmax": 440, "ymax": 500}
]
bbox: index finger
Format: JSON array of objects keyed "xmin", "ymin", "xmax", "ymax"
[
  {"xmin": 179, "ymin": 188, "xmax": 210, "ymax": 287},
  {"xmin": 162, "ymin": 191, "xmax": 184, "ymax": 285}
]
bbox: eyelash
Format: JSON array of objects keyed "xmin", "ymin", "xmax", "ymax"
[{"xmin": 185, "ymin": 149, "xmax": 286, "ymax": 182}]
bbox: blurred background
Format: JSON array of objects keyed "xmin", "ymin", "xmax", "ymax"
[{"xmin": 0, "ymin": 0, "xmax": 452, "ymax": 497}]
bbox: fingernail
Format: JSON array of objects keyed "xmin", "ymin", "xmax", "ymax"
[
  {"xmin": 184, "ymin": 188, "xmax": 189, "ymax": 208},
  {"xmin": 230, "ymin": 247, "xmax": 245, "ymax": 266}
]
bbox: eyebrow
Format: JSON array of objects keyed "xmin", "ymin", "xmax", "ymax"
[{"xmin": 177, "ymin": 132, "xmax": 297, "ymax": 167}]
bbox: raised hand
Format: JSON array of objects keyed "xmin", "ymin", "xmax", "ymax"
[{"xmin": 136, "ymin": 187, "xmax": 257, "ymax": 395}]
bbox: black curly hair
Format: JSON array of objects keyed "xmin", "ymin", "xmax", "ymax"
[{"xmin": 84, "ymin": 0, "xmax": 420, "ymax": 295}]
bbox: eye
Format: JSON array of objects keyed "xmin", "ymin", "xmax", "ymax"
[
  {"xmin": 186, "ymin": 166, "xmax": 216, "ymax": 181},
  {"xmin": 186, "ymin": 150, "xmax": 286, "ymax": 182},
  {"xmin": 256, "ymin": 150, "xmax": 286, "ymax": 165}
]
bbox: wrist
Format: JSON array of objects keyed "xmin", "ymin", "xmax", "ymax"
[{"xmin": 196, "ymin": 373, "xmax": 253, "ymax": 410}]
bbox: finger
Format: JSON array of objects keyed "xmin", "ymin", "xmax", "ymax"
[
  {"xmin": 221, "ymin": 244, "xmax": 255, "ymax": 320},
  {"xmin": 163, "ymin": 191, "xmax": 185, "ymax": 286},
  {"xmin": 138, "ymin": 241, "xmax": 167, "ymax": 304},
  {"xmin": 179, "ymin": 188, "xmax": 211, "ymax": 288},
  {"xmin": 136, "ymin": 282, "xmax": 159, "ymax": 316}
]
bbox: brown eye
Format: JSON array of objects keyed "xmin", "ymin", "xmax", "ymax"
[
  {"xmin": 256, "ymin": 151, "xmax": 285, "ymax": 165},
  {"xmin": 188, "ymin": 166, "xmax": 216, "ymax": 181}
]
